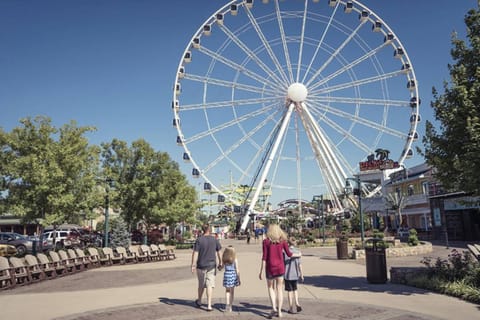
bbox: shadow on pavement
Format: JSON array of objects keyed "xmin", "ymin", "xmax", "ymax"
[{"xmin": 304, "ymin": 275, "xmax": 430, "ymax": 296}]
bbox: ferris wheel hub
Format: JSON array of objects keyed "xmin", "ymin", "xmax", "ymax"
[{"xmin": 287, "ymin": 83, "xmax": 308, "ymax": 102}]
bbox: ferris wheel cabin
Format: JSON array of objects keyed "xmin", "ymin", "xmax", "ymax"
[
  {"xmin": 394, "ymin": 47, "xmax": 404, "ymax": 59},
  {"xmin": 359, "ymin": 10, "xmax": 369, "ymax": 22},
  {"xmin": 245, "ymin": 0, "xmax": 253, "ymax": 9},
  {"xmin": 203, "ymin": 24, "xmax": 211, "ymax": 36},
  {"xmin": 192, "ymin": 37, "xmax": 200, "ymax": 49},
  {"xmin": 328, "ymin": 0, "xmax": 338, "ymax": 7},
  {"xmin": 401, "ymin": 63, "xmax": 411, "ymax": 74},
  {"xmin": 192, "ymin": 168, "xmax": 200, "ymax": 178},
  {"xmin": 183, "ymin": 152, "xmax": 191, "ymax": 162},
  {"xmin": 407, "ymin": 80, "xmax": 416, "ymax": 91},
  {"xmin": 372, "ymin": 21, "xmax": 382, "ymax": 32},
  {"xmin": 230, "ymin": 4, "xmax": 238, "ymax": 15},
  {"xmin": 216, "ymin": 13, "xmax": 224, "ymax": 25},
  {"xmin": 344, "ymin": 1, "xmax": 353, "ymax": 13},
  {"xmin": 384, "ymin": 33, "xmax": 394, "ymax": 43},
  {"xmin": 410, "ymin": 97, "xmax": 421, "ymax": 108}
]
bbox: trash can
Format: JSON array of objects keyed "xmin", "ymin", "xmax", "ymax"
[
  {"xmin": 365, "ymin": 239, "xmax": 387, "ymax": 284},
  {"xmin": 336, "ymin": 239, "xmax": 349, "ymax": 259},
  {"xmin": 31, "ymin": 239, "xmax": 37, "ymax": 256}
]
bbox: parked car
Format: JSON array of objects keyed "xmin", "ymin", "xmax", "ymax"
[
  {"xmin": 0, "ymin": 232, "xmax": 36, "ymax": 256},
  {"xmin": 0, "ymin": 244, "xmax": 17, "ymax": 257},
  {"xmin": 42, "ymin": 229, "xmax": 82, "ymax": 249},
  {"xmin": 27, "ymin": 235, "xmax": 53, "ymax": 252}
]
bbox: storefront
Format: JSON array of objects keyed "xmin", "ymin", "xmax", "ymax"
[{"xmin": 429, "ymin": 194, "xmax": 480, "ymax": 241}]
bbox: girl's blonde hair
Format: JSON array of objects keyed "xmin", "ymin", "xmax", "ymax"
[
  {"xmin": 266, "ymin": 223, "xmax": 287, "ymax": 243},
  {"xmin": 222, "ymin": 245, "xmax": 236, "ymax": 265}
]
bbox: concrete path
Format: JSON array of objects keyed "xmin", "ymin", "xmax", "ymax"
[{"xmin": 0, "ymin": 239, "xmax": 478, "ymax": 319}]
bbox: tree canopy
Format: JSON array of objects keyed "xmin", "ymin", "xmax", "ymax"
[
  {"xmin": 101, "ymin": 138, "xmax": 198, "ymax": 230},
  {"xmin": 422, "ymin": 3, "xmax": 480, "ymax": 196},
  {"xmin": 1, "ymin": 117, "xmax": 199, "ymax": 231},
  {"xmin": 0, "ymin": 116, "xmax": 100, "ymax": 226}
]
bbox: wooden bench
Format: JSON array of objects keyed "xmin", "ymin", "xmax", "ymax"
[{"xmin": 467, "ymin": 244, "xmax": 480, "ymax": 261}]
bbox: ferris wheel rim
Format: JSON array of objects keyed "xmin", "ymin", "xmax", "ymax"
[{"xmin": 172, "ymin": 0, "xmax": 420, "ymax": 209}]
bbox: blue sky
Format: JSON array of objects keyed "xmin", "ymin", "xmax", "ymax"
[{"xmin": 1, "ymin": 0, "xmax": 478, "ymax": 207}]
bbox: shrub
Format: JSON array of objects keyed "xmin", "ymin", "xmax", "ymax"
[
  {"xmin": 407, "ymin": 229, "xmax": 419, "ymax": 246},
  {"xmin": 414, "ymin": 249, "xmax": 480, "ymax": 304}
]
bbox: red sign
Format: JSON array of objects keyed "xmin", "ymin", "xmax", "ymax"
[{"xmin": 359, "ymin": 159, "xmax": 399, "ymax": 171}]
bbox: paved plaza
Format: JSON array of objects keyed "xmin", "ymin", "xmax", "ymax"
[{"xmin": 0, "ymin": 239, "xmax": 478, "ymax": 319}]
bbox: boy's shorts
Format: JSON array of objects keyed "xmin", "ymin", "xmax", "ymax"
[{"xmin": 284, "ymin": 279, "xmax": 298, "ymax": 291}]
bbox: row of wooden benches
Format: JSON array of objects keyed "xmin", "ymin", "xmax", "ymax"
[
  {"xmin": 467, "ymin": 243, "xmax": 480, "ymax": 261},
  {"xmin": 0, "ymin": 244, "xmax": 176, "ymax": 290}
]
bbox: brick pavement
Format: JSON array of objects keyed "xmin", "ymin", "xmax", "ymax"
[{"xmin": 0, "ymin": 239, "xmax": 478, "ymax": 320}]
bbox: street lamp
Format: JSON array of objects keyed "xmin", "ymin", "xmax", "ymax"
[
  {"xmin": 104, "ymin": 177, "xmax": 113, "ymax": 247},
  {"xmin": 312, "ymin": 195, "xmax": 325, "ymax": 244},
  {"xmin": 345, "ymin": 175, "xmax": 364, "ymax": 245}
]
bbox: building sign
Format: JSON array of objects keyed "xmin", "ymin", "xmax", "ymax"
[
  {"xmin": 359, "ymin": 149, "xmax": 399, "ymax": 171},
  {"xmin": 360, "ymin": 159, "xmax": 400, "ymax": 171},
  {"xmin": 444, "ymin": 196, "xmax": 480, "ymax": 210}
]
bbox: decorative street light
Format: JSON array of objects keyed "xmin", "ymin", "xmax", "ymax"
[
  {"xmin": 104, "ymin": 177, "xmax": 114, "ymax": 247},
  {"xmin": 345, "ymin": 175, "xmax": 364, "ymax": 245},
  {"xmin": 312, "ymin": 195, "xmax": 325, "ymax": 244}
]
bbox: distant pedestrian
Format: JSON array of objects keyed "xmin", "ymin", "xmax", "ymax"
[
  {"xmin": 259, "ymin": 223, "xmax": 301, "ymax": 318},
  {"xmin": 246, "ymin": 230, "xmax": 251, "ymax": 244},
  {"xmin": 219, "ymin": 245, "xmax": 241, "ymax": 312},
  {"xmin": 191, "ymin": 224, "xmax": 222, "ymax": 311},
  {"xmin": 284, "ymin": 237, "xmax": 304, "ymax": 314}
]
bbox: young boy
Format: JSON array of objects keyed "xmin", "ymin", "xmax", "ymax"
[{"xmin": 284, "ymin": 237, "xmax": 304, "ymax": 314}]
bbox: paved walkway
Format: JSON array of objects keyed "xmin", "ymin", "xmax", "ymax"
[{"xmin": 1, "ymin": 239, "xmax": 478, "ymax": 319}]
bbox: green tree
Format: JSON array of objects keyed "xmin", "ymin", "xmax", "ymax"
[
  {"xmin": 0, "ymin": 116, "xmax": 100, "ymax": 227},
  {"xmin": 421, "ymin": 3, "xmax": 480, "ymax": 196},
  {"xmin": 101, "ymin": 138, "xmax": 198, "ymax": 231},
  {"xmin": 109, "ymin": 216, "xmax": 131, "ymax": 248},
  {"xmin": 384, "ymin": 192, "xmax": 407, "ymax": 229}
]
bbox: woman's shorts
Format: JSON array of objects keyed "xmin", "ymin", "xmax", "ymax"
[{"xmin": 266, "ymin": 272, "xmax": 284, "ymax": 280}]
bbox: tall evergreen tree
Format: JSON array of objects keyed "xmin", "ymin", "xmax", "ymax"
[
  {"xmin": 422, "ymin": 3, "xmax": 480, "ymax": 196},
  {"xmin": 109, "ymin": 216, "xmax": 131, "ymax": 248}
]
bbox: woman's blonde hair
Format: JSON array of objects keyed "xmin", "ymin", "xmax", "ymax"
[
  {"xmin": 266, "ymin": 223, "xmax": 287, "ymax": 243},
  {"xmin": 222, "ymin": 245, "xmax": 236, "ymax": 265}
]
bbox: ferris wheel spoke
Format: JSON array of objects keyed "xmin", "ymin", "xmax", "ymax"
[
  {"xmin": 184, "ymin": 73, "xmax": 279, "ymax": 96},
  {"xmin": 243, "ymin": 4, "xmax": 290, "ymax": 84},
  {"xmin": 310, "ymin": 43, "xmax": 390, "ymax": 91},
  {"xmin": 311, "ymin": 95, "xmax": 408, "ymax": 108},
  {"xmin": 301, "ymin": 0, "xmax": 340, "ymax": 83},
  {"xmin": 295, "ymin": 0, "xmax": 309, "ymax": 82},
  {"xmin": 274, "ymin": 0, "xmax": 294, "ymax": 83},
  {"xmin": 310, "ymin": 100, "xmax": 406, "ymax": 139},
  {"xmin": 316, "ymin": 110, "xmax": 373, "ymax": 154},
  {"xmin": 179, "ymin": 96, "xmax": 280, "ymax": 112},
  {"xmin": 198, "ymin": 46, "xmax": 282, "ymax": 91},
  {"xmin": 202, "ymin": 109, "xmax": 282, "ymax": 174},
  {"xmin": 184, "ymin": 104, "xmax": 277, "ymax": 144},
  {"xmin": 219, "ymin": 24, "xmax": 286, "ymax": 86},
  {"xmin": 305, "ymin": 20, "xmax": 368, "ymax": 87},
  {"xmin": 300, "ymin": 107, "xmax": 348, "ymax": 193},
  {"xmin": 310, "ymin": 69, "xmax": 406, "ymax": 96}
]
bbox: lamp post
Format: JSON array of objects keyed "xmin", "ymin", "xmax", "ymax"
[
  {"xmin": 312, "ymin": 195, "xmax": 325, "ymax": 244},
  {"xmin": 104, "ymin": 178, "xmax": 113, "ymax": 247},
  {"xmin": 345, "ymin": 175, "xmax": 364, "ymax": 245}
]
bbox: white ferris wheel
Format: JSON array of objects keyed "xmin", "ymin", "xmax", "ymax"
[{"xmin": 172, "ymin": 0, "xmax": 420, "ymax": 230}]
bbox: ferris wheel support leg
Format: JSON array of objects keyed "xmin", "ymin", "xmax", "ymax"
[{"xmin": 240, "ymin": 103, "xmax": 296, "ymax": 232}]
